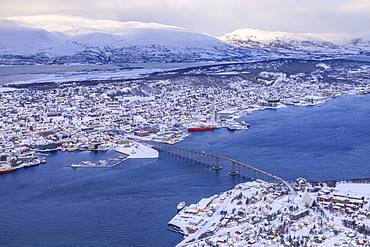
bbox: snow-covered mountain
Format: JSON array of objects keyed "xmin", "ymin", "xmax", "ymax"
[
  {"xmin": 220, "ymin": 28, "xmax": 370, "ymax": 58},
  {"xmin": 1, "ymin": 15, "xmax": 370, "ymax": 65},
  {"xmin": 0, "ymin": 18, "xmax": 84, "ymax": 56},
  {"xmin": 0, "ymin": 15, "xmax": 254, "ymax": 65}
]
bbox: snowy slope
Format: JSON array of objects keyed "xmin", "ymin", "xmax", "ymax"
[
  {"xmin": 8, "ymin": 14, "xmax": 226, "ymax": 48},
  {"xmin": 221, "ymin": 28, "xmax": 370, "ymax": 57},
  {"xmin": 0, "ymin": 18, "xmax": 84, "ymax": 55},
  {"xmin": 2, "ymin": 14, "xmax": 369, "ymax": 65},
  {"xmin": 0, "ymin": 15, "xmax": 251, "ymax": 64}
]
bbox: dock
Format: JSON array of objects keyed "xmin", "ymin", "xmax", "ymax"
[{"xmin": 64, "ymin": 157, "xmax": 128, "ymax": 168}]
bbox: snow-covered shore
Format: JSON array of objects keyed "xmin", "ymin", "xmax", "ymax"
[{"xmin": 170, "ymin": 180, "xmax": 370, "ymax": 246}]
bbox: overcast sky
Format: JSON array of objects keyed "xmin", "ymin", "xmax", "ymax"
[{"xmin": 1, "ymin": 0, "xmax": 370, "ymax": 36}]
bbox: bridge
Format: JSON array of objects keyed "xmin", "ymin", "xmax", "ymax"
[{"xmin": 147, "ymin": 142, "xmax": 296, "ymax": 195}]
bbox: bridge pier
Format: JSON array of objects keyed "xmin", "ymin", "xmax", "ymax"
[
  {"xmin": 228, "ymin": 161, "xmax": 239, "ymax": 175},
  {"xmin": 242, "ymin": 166, "xmax": 246, "ymax": 177},
  {"xmin": 146, "ymin": 141, "xmax": 296, "ymax": 195},
  {"xmin": 211, "ymin": 156, "xmax": 222, "ymax": 170}
]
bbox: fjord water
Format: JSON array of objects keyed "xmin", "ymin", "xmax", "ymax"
[{"xmin": 0, "ymin": 94, "xmax": 369, "ymax": 246}]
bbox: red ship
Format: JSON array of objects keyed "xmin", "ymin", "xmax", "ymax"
[{"xmin": 187, "ymin": 126, "xmax": 215, "ymax": 131}]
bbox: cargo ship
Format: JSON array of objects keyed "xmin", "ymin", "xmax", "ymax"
[{"xmin": 187, "ymin": 126, "xmax": 215, "ymax": 131}]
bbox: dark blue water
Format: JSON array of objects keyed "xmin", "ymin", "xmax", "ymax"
[
  {"xmin": 0, "ymin": 94, "xmax": 369, "ymax": 246},
  {"xmin": 179, "ymin": 94, "xmax": 370, "ymax": 182}
]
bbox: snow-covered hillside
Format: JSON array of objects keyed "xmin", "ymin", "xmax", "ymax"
[
  {"xmin": 1, "ymin": 15, "xmax": 370, "ymax": 65},
  {"xmin": 221, "ymin": 28, "xmax": 370, "ymax": 58},
  {"xmin": 0, "ymin": 15, "xmax": 253, "ymax": 65},
  {"xmin": 0, "ymin": 18, "xmax": 84, "ymax": 56},
  {"xmin": 7, "ymin": 15, "xmax": 227, "ymax": 49}
]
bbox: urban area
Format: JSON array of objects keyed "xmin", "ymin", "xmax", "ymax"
[
  {"xmin": 0, "ymin": 59, "xmax": 369, "ymax": 172},
  {"xmin": 0, "ymin": 59, "xmax": 370, "ymax": 246}
]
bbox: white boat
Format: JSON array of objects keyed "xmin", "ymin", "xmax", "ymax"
[
  {"xmin": 241, "ymin": 121, "xmax": 250, "ymax": 127},
  {"xmin": 81, "ymin": 161, "xmax": 96, "ymax": 166},
  {"xmin": 98, "ymin": 160, "xmax": 108, "ymax": 166},
  {"xmin": 177, "ymin": 201, "xmax": 185, "ymax": 211},
  {"xmin": 23, "ymin": 160, "xmax": 40, "ymax": 168},
  {"xmin": 227, "ymin": 123, "xmax": 244, "ymax": 130}
]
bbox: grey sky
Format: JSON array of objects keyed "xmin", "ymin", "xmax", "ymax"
[{"xmin": 1, "ymin": 0, "xmax": 370, "ymax": 36}]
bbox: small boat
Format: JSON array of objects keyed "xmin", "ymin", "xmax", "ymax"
[
  {"xmin": 0, "ymin": 166, "xmax": 17, "ymax": 174},
  {"xmin": 227, "ymin": 123, "xmax": 244, "ymax": 130},
  {"xmin": 227, "ymin": 125, "xmax": 236, "ymax": 131},
  {"xmin": 98, "ymin": 160, "xmax": 108, "ymax": 166},
  {"xmin": 70, "ymin": 163, "xmax": 82, "ymax": 168},
  {"xmin": 177, "ymin": 201, "xmax": 185, "ymax": 211},
  {"xmin": 241, "ymin": 121, "xmax": 250, "ymax": 127},
  {"xmin": 81, "ymin": 161, "xmax": 96, "ymax": 166},
  {"xmin": 64, "ymin": 163, "xmax": 82, "ymax": 168},
  {"xmin": 23, "ymin": 161, "xmax": 40, "ymax": 168}
]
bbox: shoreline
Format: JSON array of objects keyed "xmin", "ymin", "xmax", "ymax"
[
  {"xmin": 170, "ymin": 179, "xmax": 370, "ymax": 246},
  {"xmin": 1, "ymin": 92, "xmax": 367, "ymax": 175}
]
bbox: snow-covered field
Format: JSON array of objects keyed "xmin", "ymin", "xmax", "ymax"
[{"xmin": 116, "ymin": 142, "xmax": 158, "ymax": 158}]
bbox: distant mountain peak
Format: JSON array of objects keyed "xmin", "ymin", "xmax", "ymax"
[
  {"xmin": 6, "ymin": 14, "xmax": 187, "ymax": 35},
  {"xmin": 220, "ymin": 28, "xmax": 370, "ymax": 57}
]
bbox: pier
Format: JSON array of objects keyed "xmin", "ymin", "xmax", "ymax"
[
  {"xmin": 64, "ymin": 157, "xmax": 128, "ymax": 168},
  {"xmin": 148, "ymin": 142, "xmax": 296, "ymax": 195}
]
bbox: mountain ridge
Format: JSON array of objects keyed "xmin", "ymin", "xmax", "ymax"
[
  {"xmin": 220, "ymin": 28, "xmax": 370, "ymax": 57},
  {"xmin": 1, "ymin": 14, "xmax": 370, "ymax": 65},
  {"xmin": 0, "ymin": 14, "xmax": 255, "ymax": 64}
]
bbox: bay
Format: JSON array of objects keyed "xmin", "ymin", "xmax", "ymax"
[{"xmin": 0, "ymin": 94, "xmax": 369, "ymax": 246}]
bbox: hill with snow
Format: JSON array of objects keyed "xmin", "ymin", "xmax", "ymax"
[
  {"xmin": 1, "ymin": 15, "xmax": 370, "ymax": 65},
  {"xmin": 0, "ymin": 15, "xmax": 255, "ymax": 65},
  {"xmin": 220, "ymin": 28, "xmax": 370, "ymax": 59}
]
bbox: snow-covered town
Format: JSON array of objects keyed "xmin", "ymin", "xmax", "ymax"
[
  {"xmin": 169, "ymin": 179, "xmax": 370, "ymax": 247},
  {"xmin": 0, "ymin": 59, "xmax": 369, "ymax": 173},
  {"xmin": 1, "ymin": 5, "xmax": 370, "ymax": 247},
  {"xmin": 0, "ymin": 60, "xmax": 370, "ymax": 246}
]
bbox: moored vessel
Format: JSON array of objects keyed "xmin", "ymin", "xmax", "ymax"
[
  {"xmin": 177, "ymin": 201, "xmax": 185, "ymax": 211},
  {"xmin": 0, "ymin": 166, "xmax": 17, "ymax": 174},
  {"xmin": 23, "ymin": 161, "xmax": 40, "ymax": 168},
  {"xmin": 187, "ymin": 126, "xmax": 215, "ymax": 131},
  {"xmin": 241, "ymin": 121, "xmax": 250, "ymax": 127}
]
